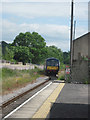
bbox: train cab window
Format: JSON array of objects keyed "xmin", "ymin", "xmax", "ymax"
[{"xmin": 47, "ymin": 60, "xmax": 59, "ymax": 66}]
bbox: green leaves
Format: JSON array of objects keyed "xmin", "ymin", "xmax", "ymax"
[
  {"xmin": 3, "ymin": 47, "xmax": 14, "ymax": 61},
  {"xmin": 63, "ymin": 51, "xmax": 70, "ymax": 64},
  {"xmin": 2, "ymin": 31, "xmax": 68, "ymax": 65},
  {"xmin": 46, "ymin": 45, "xmax": 63, "ymax": 63},
  {"xmin": 12, "ymin": 32, "xmax": 32, "ymax": 47},
  {"xmin": 13, "ymin": 46, "xmax": 33, "ymax": 64},
  {"xmin": 11, "ymin": 32, "xmax": 47, "ymax": 64}
]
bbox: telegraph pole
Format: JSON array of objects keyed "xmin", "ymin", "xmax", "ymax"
[
  {"xmin": 70, "ymin": 0, "xmax": 74, "ymax": 67},
  {"xmin": 73, "ymin": 20, "xmax": 76, "ymax": 40},
  {"xmin": 72, "ymin": 20, "xmax": 76, "ymax": 64}
]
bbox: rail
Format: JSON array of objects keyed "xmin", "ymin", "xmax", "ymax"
[{"xmin": 1, "ymin": 79, "xmax": 49, "ymax": 108}]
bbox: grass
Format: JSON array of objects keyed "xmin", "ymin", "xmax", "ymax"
[
  {"xmin": 58, "ymin": 70, "xmax": 65, "ymax": 80},
  {"xmin": 2, "ymin": 67, "xmax": 44, "ymax": 94},
  {"xmin": 65, "ymin": 74, "xmax": 71, "ymax": 83},
  {"xmin": 58, "ymin": 75, "xmax": 65, "ymax": 80},
  {"xmin": 83, "ymin": 78, "xmax": 90, "ymax": 84}
]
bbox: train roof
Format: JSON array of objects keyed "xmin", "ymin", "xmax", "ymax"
[{"xmin": 46, "ymin": 57, "xmax": 59, "ymax": 61}]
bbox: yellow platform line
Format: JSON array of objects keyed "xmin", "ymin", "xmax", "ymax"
[{"xmin": 32, "ymin": 83, "xmax": 65, "ymax": 119}]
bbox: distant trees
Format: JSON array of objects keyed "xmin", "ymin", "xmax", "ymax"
[
  {"xmin": 46, "ymin": 46, "xmax": 63, "ymax": 63},
  {"xmin": 1, "ymin": 41, "xmax": 14, "ymax": 61},
  {"xmin": 0, "ymin": 43, "xmax": 2, "ymax": 60},
  {"xmin": 63, "ymin": 52, "xmax": 70, "ymax": 64},
  {"xmin": 3, "ymin": 47, "xmax": 14, "ymax": 61},
  {"xmin": 1, "ymin": 31, "xmax": 70, "ymax": 65},
  {"xmin": 2, "ymin": 41, "xmax": 9, "ymax": 55}
]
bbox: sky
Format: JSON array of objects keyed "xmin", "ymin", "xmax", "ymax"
[{"xmin": 0, "ymin": 0, "xmax": 89, "ymax": 51}]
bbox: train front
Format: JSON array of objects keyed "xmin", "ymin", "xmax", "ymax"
[{"xmin": 45, "ymin": 58, "xmax": 60, "ymax": 76}]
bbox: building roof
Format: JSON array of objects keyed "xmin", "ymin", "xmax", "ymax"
[{"xmin": 73, "ymin": 32, "xmax": 90, "ymax": 42}]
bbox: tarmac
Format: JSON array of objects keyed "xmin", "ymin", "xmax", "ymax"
[{"xmin": 48, "ymin": 83, "xmax": 89, "ymax": 118}]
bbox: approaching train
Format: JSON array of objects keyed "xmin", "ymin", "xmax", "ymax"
[{"xmin": 45, "ymin": 57, "xmax": 60, "ymax": 76}]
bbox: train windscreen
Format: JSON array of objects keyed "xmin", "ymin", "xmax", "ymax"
[{"xmin": 47, "ymin": 60, "xmax": 59, "ymax": 66}]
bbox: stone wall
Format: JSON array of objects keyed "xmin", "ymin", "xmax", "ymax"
[
  {"xmin": 73, "ymin": 33, "xmax": 89, "ymax": 61},
  {"xmin": 71, "ymin": 32, "xmax": 90, "ymax": 83},
  {"xmin": 71, "ymin": 60, "xmax": 89, "ymax": 83},
  {"xmin": 0, "ymin": 63, "xmax": 44, "ymax": 70}
]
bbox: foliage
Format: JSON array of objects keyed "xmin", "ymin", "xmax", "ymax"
[
  {"xmin": 2, "ymin": 31, "xmax": 70, "ymax": 65},
  {"xmin": 46, "ymin": 45, "xmax": 63, "ymax": 63},
  {"xmin": 65, "ymin": 74, "xmax": 71, "ymax": 83},
  {"xmin": 30, "ymin": 32, "xmax": 47, "ymax": 64},
  {"xmin": 83, "ymin": 78, "xmax": 90, "ymax": 84},
  {"xmin": 0, "ymin": 44, "xmax": 2, "ymax": 60},
  {"xmin": 3, "ymin": 47, "xmax": 14, "ymax": 61},
  {"xmin": 82, "ymin": 56, "xmax": 88, "ymax": 61},
  {"xmin": 59, "ymin": 75, "xmax": 65, "ymax": 80},
  {"xmin": 2, "ymin": 67, "xmax": 44, "ymax": 94},
  {"xmin": 12, "ymin": 32, "xmax": 32, "ymax": 47},
  {"xmin": 58, "ymin": 70, "xmax": 65, "ymax": 80},
  {"xmin": 12, "ymin": 46, "xmax": 33, "ymax": 64},
  {"xmin": 1, "ymin": 41, "xmax": 9, "ymax": 55},
  {"xmin": 12, "ymin": 32, "xmax": 47, "ymax": 64},
  {"xmin": 63, "ymin": 51, "xmax": 70, "ymax": 65},
  {"xmin": 60, "ymin": 63, "xmax": 65, "ymax": 70}
]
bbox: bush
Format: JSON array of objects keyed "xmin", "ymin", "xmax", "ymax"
[
  {"xmin": 60, "ymin": 75, "xmax": 65, "ymax": 80},
  {"xmin": 58, "ymin": 75, "xmax": 65, "ymax": 80},
  {"xmin": 60, "ymin": 63, "xmax": 65, "ymax": 70}
]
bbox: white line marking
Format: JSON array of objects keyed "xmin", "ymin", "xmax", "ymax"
[{"xmin": 3, "ymin": 82, "xmax": 52, "ymax": 120}]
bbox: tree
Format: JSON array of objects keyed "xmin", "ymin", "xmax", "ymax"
[
  {"xmin": 46, "ymin": 45, "xmax": 63, "ymax": 63},
  {"xmin": 0, "ymin": 44, "xmax": 2, "ymax": 60},
  {"xmin": 1, "ymin": 41, "xmax": 9, "ymax": 55},
  {"xmin": 63, "ymin": 51, "xmax": 70, "ymax": 64},
  {"xmin": 12, "ymin": 32, "xmax": 47, "ymax": 64},
  {"xmin": 3, "ymin": 47, "xmax": 14, "ymax": 61},
  {"xmin": 12, "ymin": 32, "xmax": 31, "ymax": 46},
  {"xmin": 30, "ymin": 32, "xmax": 47, "ymax": 64},
  {"xmin": 12, "ymin": 46, "xmax": 33, "ymax": 64}
]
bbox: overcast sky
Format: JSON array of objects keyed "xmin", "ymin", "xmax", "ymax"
[{"xmin": 0, "ymin": 0, "xmax": 89, "ymax": 51}]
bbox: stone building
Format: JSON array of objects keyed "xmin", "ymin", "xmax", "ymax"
[{"xmin": 71, "ymin": 32, "xmax": 90, "ymax": 83}]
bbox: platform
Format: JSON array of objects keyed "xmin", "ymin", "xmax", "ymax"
[{"xmin": 4, "ymin": 82, "xmax": 89, "ymax": 119}]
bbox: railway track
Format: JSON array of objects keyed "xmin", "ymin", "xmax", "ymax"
[
  {"xmin": 1, "ymin": 79, "xmax": 49, "ymax": 109},
  {"xmin": 1, "ymin": 76, "xmax": 60, "ymax": 119}
]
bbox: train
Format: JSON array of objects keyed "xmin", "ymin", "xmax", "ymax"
[{"xmin": 45, "ymin": 57, "xmax": 60, "ymax": 76}]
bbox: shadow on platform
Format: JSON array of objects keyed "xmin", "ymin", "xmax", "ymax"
[{"xmin": 47, "ymin": 103, "xmax": 89, "ymax": 119}]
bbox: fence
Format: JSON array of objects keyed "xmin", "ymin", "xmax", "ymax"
[{"xmin": 0, "ymin": 62, "xmax": 44, "ymax": 70}]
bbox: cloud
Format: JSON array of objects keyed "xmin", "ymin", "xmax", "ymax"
[
  {"xmin": 2, "ymin": 19, "xmax": 69, "ymax": 40},
  {"xmin": 2, "ymin": 2, "xmax": 88, "ymax": 20},
  {"xmin": 75, "ymin": 2, "xmax": 88, "ymax": 20},
  {"xmin": 75, "ymin": 26, "xmax": 88, "ymax": 38},
  {"xmin": 37, "ymin": 24, "xmax": 69, "ymax": 39},
  {"xmin": 2, "ymin": 3, "xmax": 70, "ymax": 19},
  {"xmin": 46, "ymin": 40, "xmax": 70, "ymax": 52},
  {"xmin": 2, "ymin": 19, "xmax": 87, "ymax": 51}
]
